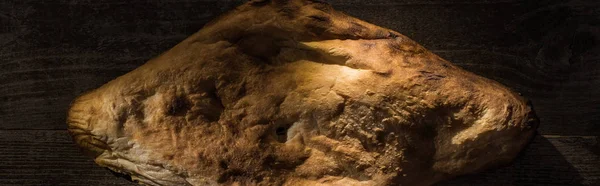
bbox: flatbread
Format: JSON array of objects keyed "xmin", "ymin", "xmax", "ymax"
[{"xmin": 68, "ymin": 0, "xmax": 539, "ymax": 185}]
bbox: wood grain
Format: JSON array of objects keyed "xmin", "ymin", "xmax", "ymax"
[
  {"xmin": 438, "ymin": 135, "xmax": 600, "ymax": 185},
  {"xmin": 0, "ymin": 130, "xmax": 132, "ymax": 186},
  {"xmin": 0, "ymin": 130, "xmax": 597, "ymax": 185}
]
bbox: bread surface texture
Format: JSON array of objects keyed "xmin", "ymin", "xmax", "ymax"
[{"xmin": 67, "ymin": 0, "xmax": 539, "ymax": 185}]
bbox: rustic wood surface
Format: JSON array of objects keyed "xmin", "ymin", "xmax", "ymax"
[{"xmin": 1, "ymin": 0, "xmax": 598, "ymax": 185}]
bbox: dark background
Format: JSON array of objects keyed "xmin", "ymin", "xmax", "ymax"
[{"xmin": 1, "ymin": 0, "xmax": 599, "ymax": 185}]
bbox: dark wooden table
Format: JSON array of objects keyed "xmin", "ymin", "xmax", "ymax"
[{"xmin": 1, "ymin": 0, "xmax": 599, "ymax": 185}]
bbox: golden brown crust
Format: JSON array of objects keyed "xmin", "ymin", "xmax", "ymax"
[{"xmin": 67, "ymin": 0, "xmax": 538, "ymax": 185}]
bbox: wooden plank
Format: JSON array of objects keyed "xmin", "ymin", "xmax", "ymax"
[
  {"xmin": 1, "ymin": 49, "xmax": 598, "ymax": 135},
  {"xmin": 0, "ymin": 130, "xmax": 597, "ymax": 185},
  {"xmin": 0, "ymin": 54, "xmax": 147, "ymax": 130},
  {"xmin": 0, "ymin": 130, "xmax": 133, "ymax": 186},
  {"xmin": 0, "ymin": 1, "xmax": 599, "ymax": 135},
  {"xmin": 2, "ymin": 51, "xmax": 598, "ymax": 135},
  {"xmin": 438, "ymin": 135, "xmax": 600, "ymax": 185}
]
